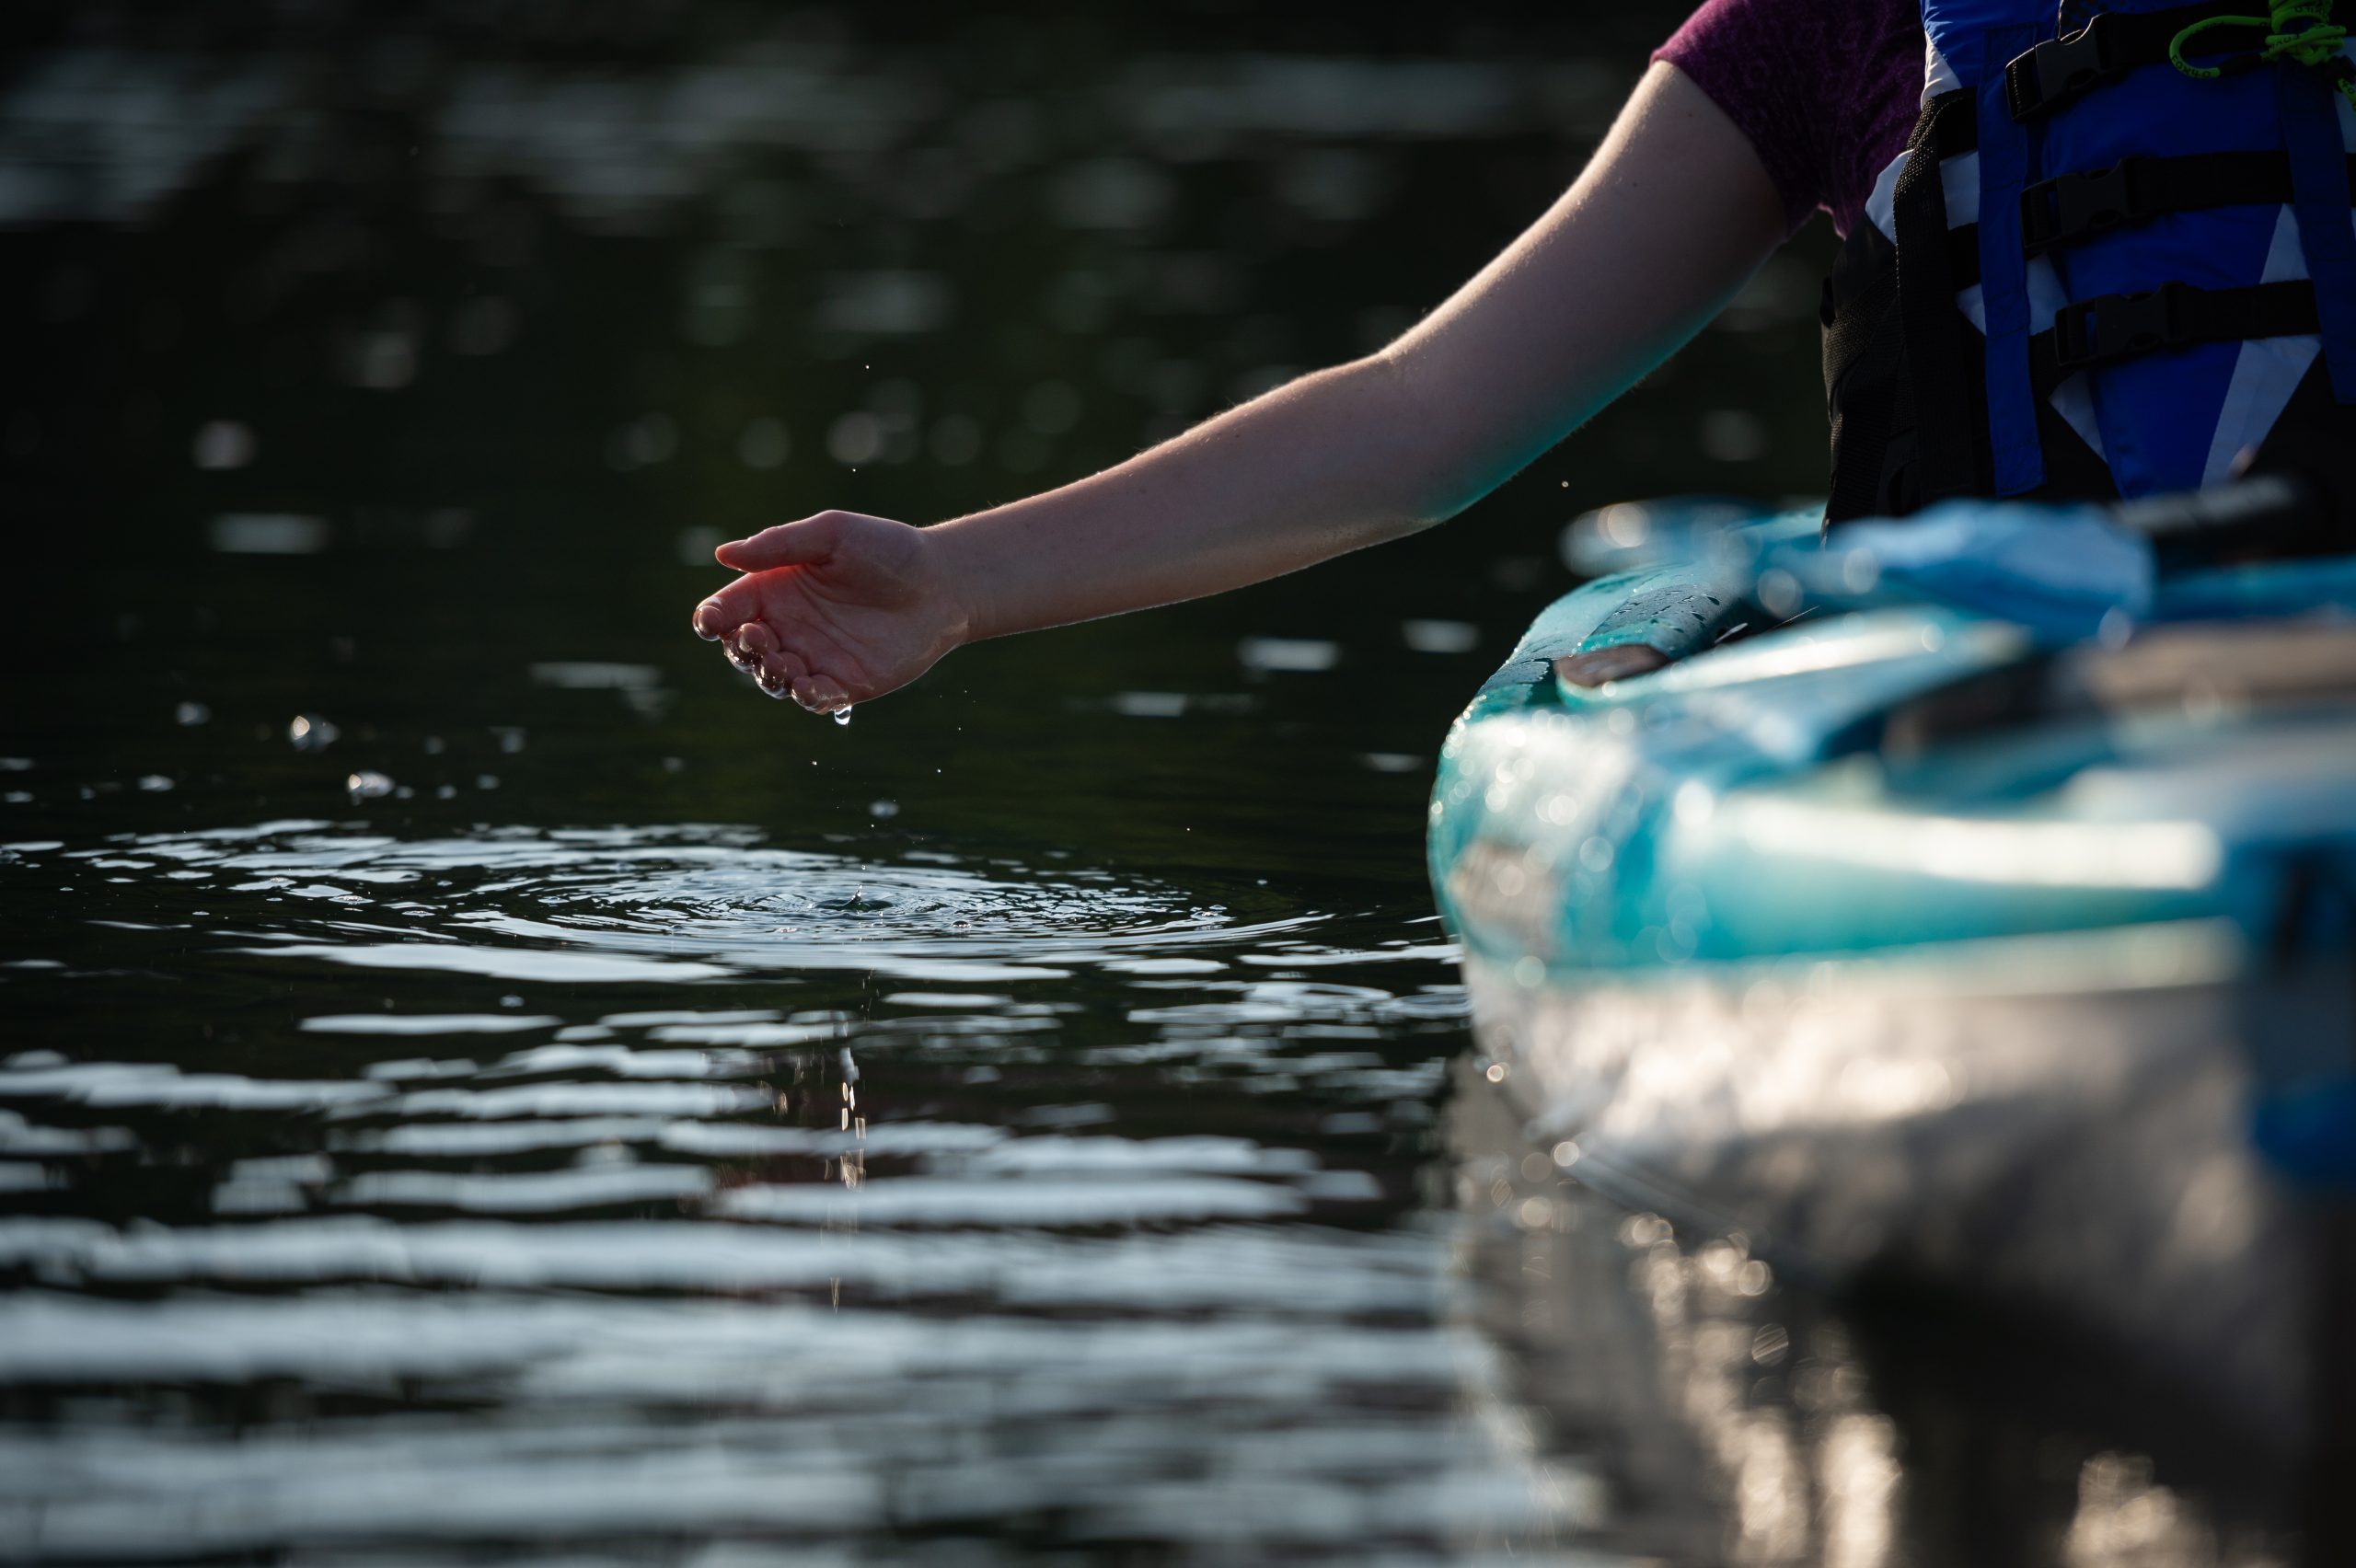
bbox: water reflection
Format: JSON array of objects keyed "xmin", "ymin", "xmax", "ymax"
[
  {"xmin": 1443, "ymin": 1063, "xmax": 2304, "ymax": 1567},
  {"xmin": 0, "ymin": 816, "xmax": 1569, "ymax": 1559}
]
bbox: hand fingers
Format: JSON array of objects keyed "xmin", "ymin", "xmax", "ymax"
[
  {"xmin": 1553, "ymin": 644, "xmax": 1671, "ymax": 687},
  {"xmin": 714, "ymin": 616, "xmax": 810, "ymax": 701},
  {"xmin": 693, "ymin": 581, "xmax": 842, "ymax": 710},
  {"xmin": 755, "ymin": 645, "xmax": 806, "ymax": 699},
  {"xmin": 790, "ymin": 674, "xmax": 852, "ymax": 714},
  {"xmin": 692, "ymin": 573, "xmax": 769, "ymax": 641},
  {"xmin": 715, "ymin": 512, "xmax": 848, "ymax": 573},
  {"xmin": 722, "ymin": 629, "xmax": 760, "ymax": 675},
  {"xmin": 737, "ymin": 622, "xmax": 807, "ymax": 686},
  {"xmin": 703, "ymin": 605, "xmax": 819, "ymax": 705}
]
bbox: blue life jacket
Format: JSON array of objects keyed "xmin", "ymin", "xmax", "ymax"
[{"xmin": 1820, "ymin": 0, "xmax": 2356, "ymax": 521}]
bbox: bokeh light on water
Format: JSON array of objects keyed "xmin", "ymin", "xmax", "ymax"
[{"xmin": 0, "ymin": 1, "xmax": 2304, "ymax": 1562}]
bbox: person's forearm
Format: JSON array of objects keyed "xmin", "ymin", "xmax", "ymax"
[{"xmin": 935, "ymin": 353, "xmax": 1449, "ymax": 641}]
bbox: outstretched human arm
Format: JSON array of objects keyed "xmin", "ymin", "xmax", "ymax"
[{"xmin": 693, "ymin": 61, "xmax": 1786, "ymax": 711}]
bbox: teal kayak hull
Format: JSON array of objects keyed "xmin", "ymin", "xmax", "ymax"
[{"xmin": 1429, "ymin": 512, "xmax": 2356, "ymax": 1436}]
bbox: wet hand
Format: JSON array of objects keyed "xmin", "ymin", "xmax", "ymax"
[{"xmin": 690, "ymin": 512, "xmax": 971, "ymax": 713}]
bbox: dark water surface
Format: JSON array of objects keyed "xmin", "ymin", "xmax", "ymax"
[{"xmin": 0, "ymin": 3, "xmax": 2296, "ymax": 1562}]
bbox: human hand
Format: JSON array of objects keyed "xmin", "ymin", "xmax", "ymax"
[
  {"xmin": 690, "ymin": 512, "xmax": 972, "ymax": 712},
  {"xmin": 1553, "ymin": 644, "xmax": 1670, "ymax": 687}
]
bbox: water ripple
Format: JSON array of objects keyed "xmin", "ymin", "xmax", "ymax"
[
  {"xmin": 0, "ymin": 819, "xmax": 1513, "ymax": 1562},
  {"xmin": 36, "ymin": 821, "xmax": 1343, "ymax": 985}
]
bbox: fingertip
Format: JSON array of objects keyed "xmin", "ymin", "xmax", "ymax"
[
  {"xmin": 696, "ymin": 577, "xmax": 766, "ymax": 638},
  {"xmin": 792, "ymin": 674, "xmax": 850, "ymax": 714},
  {"xmin": 1553, "ymin": 644, "xmax": 1670, "ymax": 687},
  {"xmin": 715, "ymin": 525, "xmax": 780, "ymax": 571}
]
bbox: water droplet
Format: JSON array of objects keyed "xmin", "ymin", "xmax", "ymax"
[
  {"xmin": 832, "ymin": 706, "xmax": 854, "ymax": 727},
  {"xmin": 288, "ymin": 713, "xmax": 341, "ymax": 752},
  {"xmin": 345, "ymin": 769, "xmax": 395, "ymax": 801}
]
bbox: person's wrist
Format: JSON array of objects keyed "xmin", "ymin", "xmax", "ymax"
[{"xmin": 926, "ymin": 514, "xmax": 1003, "ymax": 646}]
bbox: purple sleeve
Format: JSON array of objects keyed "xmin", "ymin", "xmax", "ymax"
[{"xmin": 1653, "ymin": 0, "xmax": 1923, "ymax": 238}]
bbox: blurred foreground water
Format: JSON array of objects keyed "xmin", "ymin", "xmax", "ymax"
[{"xmin": 0, "ymin": 2, "xmax": 2307, "ymax": 1562}]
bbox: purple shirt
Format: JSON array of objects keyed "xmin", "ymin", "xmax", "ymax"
[{"xmin": 1654, "ymin": 0, "xmax": 1924, "ymax": 236}]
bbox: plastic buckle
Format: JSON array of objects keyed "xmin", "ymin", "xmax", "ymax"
[
  {"xmin": 2051, "ymin": 282, "xmax": 2189, "ymax": 375},
  {"xmin": 2021, "ymin": 159, "xmax": 2143, "ymax": 255},
  {"xmin": 2007, "ymin": 16, "xmax": 2118, "ymax": 121}
]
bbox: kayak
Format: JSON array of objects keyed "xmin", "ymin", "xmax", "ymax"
[{"xmin": 1427, "ymin": 484, "xmax": 2356, "ymax": 1441}]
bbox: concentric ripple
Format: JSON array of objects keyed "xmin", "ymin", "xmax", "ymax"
[{"xmin": 24, "ymin": 820, "xmax": 1352, "ymax": 985}]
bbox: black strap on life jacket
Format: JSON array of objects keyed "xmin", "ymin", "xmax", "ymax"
[
  {"xmin": 2032, "ymin": 279, "xmax": 2323, "ymax": 385},
  {"xmin": 1822, "ymin": 221, "xmax": 1909, "ymax": 524},
  {"xmin": 2004, "ymin": 1, "xmax": 2259, "ymax": 121},
  {"xmin": 2021, "ymin": 152, "xmax": 2356, "ymax": 253},
  {"xmin": 1891, "ymin": 94, "xmax": 1981, "ymax": 506},
  {"xmin": 1934, "ymin": 154, "xmax": 2356, "ymax": 286}
]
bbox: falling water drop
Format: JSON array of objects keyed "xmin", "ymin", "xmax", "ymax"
[{"xmin": 832, "ymin": 707, "xmax": 854, "ymax": 727}]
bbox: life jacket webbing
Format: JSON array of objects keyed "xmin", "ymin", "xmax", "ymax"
[
  {"xmin": 2032, "ymin": 278, "xmax": 2324, "ymax": 383},
  {"xmin": 2278, "ymin": 63, "xmax": 2356, "ymax": 400},
  {"xmin": 2004, "ymin": 0, "xmax": 2258, "ymax": 121},
  {"xmin": 1930, "ymin": 154, "xmax": 2356, "ymax": 286},
  {"xmin": 1822, "ymin": 236, "xmax": 1905, "ymax": 524},
  {"xmin": 1893, "ymin": 94, "xmax": 1981, "ymax": 504},
  {"xmin": 1974, "ymin": 24, "xmax": 2048, "ymax": 495},
  {"xmin": 2021, "ymin": 151, "xmax": 2353, "ymax": 253}
]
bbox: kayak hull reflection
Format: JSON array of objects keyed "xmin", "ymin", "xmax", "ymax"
[{"xmin": 1459, "ymin": 942, "xmax": 2345, "ymax": 1435}]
